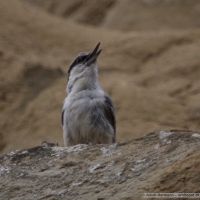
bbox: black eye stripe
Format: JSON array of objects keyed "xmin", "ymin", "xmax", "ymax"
[
  {"xmin": 76, "ymin": 55, "xmax": 87, "ymax": 64},
  {"xmin": 68, "ymin": 54, "xmax": 88, "ymax": 78}
]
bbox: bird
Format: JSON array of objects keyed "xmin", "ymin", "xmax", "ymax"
[{"xmin": 61, "ymin": 42, "xmax": 116, "ymax": 146}]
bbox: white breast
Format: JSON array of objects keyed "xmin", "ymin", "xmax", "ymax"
[{"xmin": 63, "ymin": 88, "xmax": 113, "ymax": 146}]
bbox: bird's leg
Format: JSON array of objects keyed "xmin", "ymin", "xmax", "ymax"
[{"xmin": 42, "ymin": 141, "xmax": 59, "ymax": 147}]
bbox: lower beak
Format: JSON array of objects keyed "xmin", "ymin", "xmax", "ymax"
[{"xmin": 85, "ymin": 42, "xmax": 102, "ymax": 65}]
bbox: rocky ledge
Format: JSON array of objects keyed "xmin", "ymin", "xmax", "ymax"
[{"xmin": 0, "ymin": 130, "xmax": 200, "ymax": 200}]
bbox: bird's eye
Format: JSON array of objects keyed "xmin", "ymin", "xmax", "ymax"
[
  {"xmin": 76, "ymin": 56, "xmax": 87, "ymax": 64},
  {"xmin": 76, "ymin": 57, "xmax": 82, "ymax": 63},
  {"xmin": 76, "ymin": 57, "xmax": 83, "ymax": 63}
]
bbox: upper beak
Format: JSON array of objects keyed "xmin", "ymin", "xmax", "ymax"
[{"xmin": 84, "ymin": 42, "xmax": 102, "ymax": 65}]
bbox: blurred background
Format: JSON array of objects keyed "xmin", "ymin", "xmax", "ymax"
[{"xmin": 0, "ymin": 0, "xmax": 200, "ymax": 154}]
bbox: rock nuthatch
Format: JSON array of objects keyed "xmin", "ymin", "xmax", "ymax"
[{"xmin": 61, "ymin": 43, "xmax": 116, "ymax": 146}]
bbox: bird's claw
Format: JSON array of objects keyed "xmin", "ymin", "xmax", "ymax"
[
  {"xmin": 42, "ymin": 141, "xmax": 59, "ymax": 147},
  {"xmin": 81, "ymin": 140, "xmax": 96, "ymax": 145}
]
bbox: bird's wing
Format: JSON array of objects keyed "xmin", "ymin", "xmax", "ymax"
[
  {"xmin": 104, "ymin": 94, "xmax": 116, "ymax": 142},
  {"xmin": 61, "ymin": 109, "xmax": 64, "ymax": 127}
]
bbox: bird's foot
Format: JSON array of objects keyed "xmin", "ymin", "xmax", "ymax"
[
  {"xmin": 81, "ymin": 140, "xmax": 96, "ymax": 145},
  {"xmin": 42, "ymin": 141, "xmax": 59, "ymax": 147}
]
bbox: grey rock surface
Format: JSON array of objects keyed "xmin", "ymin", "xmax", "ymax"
[{"xmin": 0, "ymin": 130, "xmax": 200, "ymax": 199}]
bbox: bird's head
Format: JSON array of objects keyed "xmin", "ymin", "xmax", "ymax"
[{"xmin": 67, "ymin": 43, "xmax": 102, "ymax": 94}]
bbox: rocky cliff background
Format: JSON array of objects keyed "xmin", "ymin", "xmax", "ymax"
[{"xmin": 1, "ymin": 0, "xmax": 200, "ymax": 154}]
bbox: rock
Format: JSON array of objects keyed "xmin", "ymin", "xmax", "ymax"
[{"xmin": 0, "ymin": 130, "xmax": 200, "ymax": 199}]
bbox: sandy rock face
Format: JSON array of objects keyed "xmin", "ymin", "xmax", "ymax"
[
  {"xmin": 0, "ymin": 130, "xmax": 200, "ymax": 199},
  {"xmin": 1, "ymin": 2, "xmax": 200, "ymax": 198},
  {"xmin": 1, "ymin": 0, "xmax": 200, "ymax": 155}
]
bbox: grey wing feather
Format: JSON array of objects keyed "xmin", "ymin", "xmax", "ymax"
[
  {"xmin": 104, "ymin": 94, "xmax": 116, "ymax": 142},
  {"xmin": 61, "ymin": 109, "xmax": 64, "ymax": 127}
]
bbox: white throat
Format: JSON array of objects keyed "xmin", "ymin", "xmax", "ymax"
[{"xmin": 67, "ymin": 63, "xmax": 100, "ymax": 94}]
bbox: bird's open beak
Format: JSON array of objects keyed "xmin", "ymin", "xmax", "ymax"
[{"xmin": 85, "ymin": 42, "xmax": 102, "ymax": 66}]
